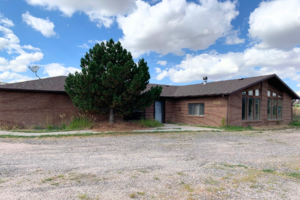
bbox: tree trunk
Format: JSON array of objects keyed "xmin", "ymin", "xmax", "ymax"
[{"xmin": 109, "ymin": 108, "xmax": 115, "ymax": 124}]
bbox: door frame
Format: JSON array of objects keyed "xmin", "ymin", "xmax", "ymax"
[{"xmin": 154, "ymin": 99, "xmax": 165, "ymax": 123}]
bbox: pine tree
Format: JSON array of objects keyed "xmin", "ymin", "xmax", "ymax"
[{"xmin": 64, "ymin": 39, "xmax": 162, "ymax": 123}]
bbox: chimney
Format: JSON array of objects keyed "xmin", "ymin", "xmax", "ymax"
[{"xmin": 203, "ymin": 76, "xmax": 208, "ymax": 85}]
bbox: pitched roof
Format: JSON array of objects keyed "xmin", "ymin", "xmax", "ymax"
[
  {"xmin": 0, "ymin": 76, "xmax": 67, "ymax": 92},
  {"xmin": 0, "ymin": 74, "xmax": 298, "ymax": 99}
]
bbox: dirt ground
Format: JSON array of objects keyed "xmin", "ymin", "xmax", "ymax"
[{"xmin": 0, "ymin": 129, "xmax": 300, "ymax": 200}]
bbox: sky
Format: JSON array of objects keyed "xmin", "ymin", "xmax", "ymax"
[{"xmin": 0, "ymin": 0, "xmax": 300, "ymax": 94}]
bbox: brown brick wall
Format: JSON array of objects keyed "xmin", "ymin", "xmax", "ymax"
[
  {"xmin": 0, "ymin": 91, "xmax": 110, "ymax": 128},
  {"xmin": 145, "ymin": 97, "xmax": 228, "ymax": 127},
  {"xmin": 228, "ymin": 81, "xmax": 293, "ymax": 127}
]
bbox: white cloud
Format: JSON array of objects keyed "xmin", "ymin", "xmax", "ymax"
[
  {"xmin": 0, "ymin": 71, "xmax": 33, "ymax": 82},
  {"xmin": 78, "ymin": 43, "xmax": 90, "ymax": 49},
  {"xmin": 0, "ymin": 21, "xmax": 43, "ymax": 73},
  {"xmin": 248, "ymin": 0, "xmax": 300, "ymax": 50},
  {"xmin": 0, "ymin": 13, "xmax": 14, "ymax": 27},
  {"xmin": 156, "ymin": 60, "xmax": 167, "ymax": 66},
  {"xmin": 155, "ymin": 67, "xmax": 162, "ymax": 73},
  {"xmin": 22, "ymin": 11, "xmax": 56, "ymax": 37},
  {"xmin": 156, "ymin": 46, "xmax": 300, "ymax": 83},
  {"xmin": 118, "ymin": 0, "xmax": 239, "ymax": 58},
  {"xmin": 225, "ymin": 30, "xmax": 245, "ymax": 45},
  {"xmin": 88, "ymin": 39, "xmax": 107, "ymax": 44},
  {"xmin": 43, "ymin": 63, "xmax": 80, "ymax": 77},
  {"xmin": 22, "ymin": 45, "xmax": 41, "ymax": 51},
  {"xmin": 297, "ymin": 84, "xmax": 300, "ymax": 87},
  {"xmin": 24, "ymin": 0, "xmax": 136, "ymax": 28}
]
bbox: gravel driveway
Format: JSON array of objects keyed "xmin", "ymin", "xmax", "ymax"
[{"xmin": 0, "ymin": 129, "xmax": 300, "ymax": 199}]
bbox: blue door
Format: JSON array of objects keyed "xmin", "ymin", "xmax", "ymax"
[{"xmin": 155, "ymin": 101, "xmax": 162, "ymax": 122}]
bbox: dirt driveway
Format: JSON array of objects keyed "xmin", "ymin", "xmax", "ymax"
[{"xmin": 0, "ymin": 129, "xmax": 300, "ymax": 200}]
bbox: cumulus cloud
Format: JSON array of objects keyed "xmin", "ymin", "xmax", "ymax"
[
  {"xmin": 0, "ymin": 21, "xmax": 43, "ymax": 73},
  {"xmin": 225, "ymin": 30, "xmax": 245, "ymax": 45},
  {"xmin": 0, "ymin": 13, "xmax": 14, "ymax": 27},
  {"xmin": 248, "ymin": 0, "xmax": 300, "ymax": 50},
  {"xmin": 118, "ymin": 0, "xmax": 239, "ymax": 58},
  {"xmin": 78, "ymin": 43, "xmax": 90, "ymax": 49},
  {"xmin": 22, "ymin": 11, "xmax": 56, "ymax": 37},
  {"xmin": 24, "ymin": 0, "xmax": 136, "ymax": 28},
  {"xmin": 156, "ymin": 47, "xmax": 300, "ymax": 83},
  {"xmin": 0, "ymin": 71, "xmax": 33, "ymax": 82},
  {"xmin": 156, "ymin": 60, "xmax": 167, "ymax": 66},
  {"xmin": 43, "ymin": 63, "xmax": 80, "ymax": 77}
]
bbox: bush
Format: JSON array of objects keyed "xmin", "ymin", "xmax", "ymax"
[
  {"xmin": 138, "ymin": 119, "xmax": 164, "ymax": 127},
  {"xmin": 289, "ymin": 121, "xmax": 300, "ymax": 126},
  {"xmin": 67, "ymin": 115, "xmax": 94, "ymax": 130}
]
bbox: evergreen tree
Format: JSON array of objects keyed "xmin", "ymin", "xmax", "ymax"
[{"xmin": 65, "ymin": 39, "xmax": 162, "ymax": 123}]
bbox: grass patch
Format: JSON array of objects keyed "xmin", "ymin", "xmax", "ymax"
[
  {"xmin": 78, "ymin": 193, "xmax": 89, "ymax": 200},
  {"xmin": 289, "ymin": 121, "xmax": 300, "ymax": 126},
  {"xmin": 262, "ymin": 169, "xmax": 275, "ymax": 173},
  {"xmin": 205, "ymin": 177, "xmax": 219, "ymax": 185},
  {"xmin": 137, "ymin": 192, "xmax": 145, "ymax": 195},
  {"xmin": 223, "ymin": 125, "xmax": 253, "ymax": 132},
  {"xmin": 221, "ymin": 163, "xmax": 248, "ymax": 169},
  {"xmin": 138, "ymin": 119, "xmax": 164, "ymax": 127},
  {"xmin": 153, "ymin": 177, "xmax": 160, "ymax": 180},
  {"xmin": 249, "ymin": 184, "xmax": 263, "ymax": 189},
  {"xmin": 67, "ymin": 115, "xmax": 93, "ymax": 130},
  {"xmin": 288, "ymin": 172, "xmax": 300, "ymax": 179},
  {"xmin": 184, "ymin": 184, "xmax": 194, "ymax": 192},
  {"xmin": 129, "ymin": 193, "xmax": 137, "ymax": 198}
]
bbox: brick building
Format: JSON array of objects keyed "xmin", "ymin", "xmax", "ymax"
[
  {"xmin": 145, "ymin": 74, "xmax": 298, "ymax": 127},
  {"xmin": 0, "ymin": 74, "xmax": 298, "ymax": 128}
]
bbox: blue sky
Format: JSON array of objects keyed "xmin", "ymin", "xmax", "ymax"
[{"xmin": 0, "ymin": 0, "xmax": 300, "ymax": 94}]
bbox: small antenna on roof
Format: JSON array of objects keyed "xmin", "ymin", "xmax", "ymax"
[
  {"xmin": 28, "ymin": 66, "xmax": 41, "ymax": 79},
  {"xmin": 203, "ymin": 76, "xmax": 208, "ymax": 85}
]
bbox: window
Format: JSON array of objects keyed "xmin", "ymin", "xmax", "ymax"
[
  {"xmin": 255, "ymin": 98, "xmax": 261, "ymax": 120},
  {"xmin": 242, "ymin": 91, "xmax": 246, "ymax": 95},
  {"xmin": 272, "ymin": 99, "xmax": 277, "ymax": 119},
  {"xmin": 242, "ymin": 97, "xmax": 247, "ymax": 120},
  {"xmin": 267, "ymin": 99, "xmax": 272, "ymax": 119},
  {"xmin": 278, "ymin": 100, "xmax": 283, "ymax": 119},
  {"xmin": 267, "ymin": 91, "xmax": 283, "ymax": 120},
  {"xmin": 255, "ymin": 89, "xmax": 260, "ymax": 96},
  {"xmin": 248, "ymin": 98, "xmax": 254, "ymax": 120},
  {"xmin": 267, "ymin": 90, "xmax": 271, "ymax": 97},
  {"xmin": 188, "ymin": 103, "xmax": 204, "ymax": 116},
  {"xmin": 248, "ymin": 90, "xmax": 253, "ymax": 96}
]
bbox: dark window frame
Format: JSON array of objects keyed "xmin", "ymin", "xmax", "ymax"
[
  {"xmin": 188, "ymin": 103, "xmax": 205, "ymax": 116},
  {"xmin": 241, "ymin": 89, "xmax": 261, "ymax": 121},
  {"xmin": 267, "ymin": 90, "xmax": 283, "ymax": 120}
]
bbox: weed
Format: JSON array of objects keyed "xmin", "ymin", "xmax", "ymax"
[
  {"xmin": 179, "ymin": 181, "xmax": 185, "ymax": 185},
  {"xmin": 288, "ymin": 172, "xmax": 300, "ymax": 179},
  {"xmin": 221, "ymin": 163, "xmax": 248, "ymax": 169},
  {"xmin": 138, "ymin": 119, "xmax": 164, "ymax": 127},
  {"xmin": 129, "ymin": 193, "xmax": 137, "ymax": 198},
  {"xmin": 78, "ymin": 193, "xmax": 89, "ymax": 200},
  {"xmin": 67, "ymin": 114, "xmax": 94, "ymax": 130},
  {"xmin": 184, "ymin": 184, "xmax": 194, "ymax": 192},
  {"xmin": 177, "ymin": 172, "xmax": 184, "ymax": 176},
  {"xmin": 139, "ymin": 170, "xmax": 148, "ymax": 173},
  {"xmin": 51, "ymin": 182, "xmax": 59, "ymax": 186},
  {"xmin": 249, "ymin": 184, "xmax": 262, "ymax": 189},
  {"xmin": 0, "ymin": 179, "xmax": 4, "ymax": 183},
  {"xmin": 154, "ymin": 177, "xmax": 160, "ymax": 180},
  {"xmin": 137, "ymin": 192, "xmax": 145, "ymax": 195},
  {"xmin": 33, "ymin": 126, "xmax": 43, "ymax": 130},
  {"xmin": 205, "ymin": 178, "xmax": 219, "ymax": 185},
  {"xmin": 42, "ymin": 177, "xmax": 54, "ymax": 182},
  {"xmin": 262, "ymin": 169, "xmax": 275, "ymax": 173}
]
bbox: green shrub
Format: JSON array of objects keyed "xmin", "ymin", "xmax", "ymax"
[
  {"xmin": 139, "ymin": 119, "xmax": 163, "ymax": 127},
  {"xmin": 67, "ymin": 115, "xmax": 93, "ymax": 130},
  {"xmin": 289, "ymin": 121, "xmax": 300, "ymax": 126},
  {"xmin": 288, "ymin": 172, "xmax": 300, "ymax": 179},
  {"xmin": 295, "ymin": 104, "xmax": 300, "ymax": 107},
  {"xmin": 33, "ymin": 126, "xmax": 43, "ymax": 130},
  {"xmin": 61, "ymin": 123, "xmax": 66, "ymax": 129}
]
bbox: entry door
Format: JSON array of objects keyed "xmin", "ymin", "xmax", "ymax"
[{"xmin": 155, "ymin": 101, "xmax": 162, "ymax": 122}]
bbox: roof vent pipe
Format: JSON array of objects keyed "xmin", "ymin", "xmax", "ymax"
[{"xmin": 203, "ymin": 76, "xmax": 208, "ymax": 85}]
